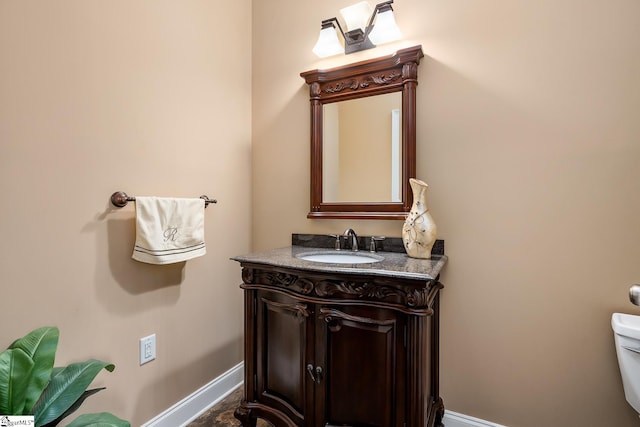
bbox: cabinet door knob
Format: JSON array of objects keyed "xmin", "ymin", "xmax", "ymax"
[
  {"xmin": 306, "ymin": 364, "xmax": 318, "ymax": 383},
  {"xmin": 306, "ymin": 364, "xmax": 323, "ymax": 384}
]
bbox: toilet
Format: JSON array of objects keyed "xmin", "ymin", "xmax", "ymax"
[{"xmin": 612, "ymin": 312, "xmax": 640, "ymax": 413}]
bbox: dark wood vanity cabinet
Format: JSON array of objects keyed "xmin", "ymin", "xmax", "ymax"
[{"xmin": 234, "ymin": 262, "xmax": 445, "ymax": 427}]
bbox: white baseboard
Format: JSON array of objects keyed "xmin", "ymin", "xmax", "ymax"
[
  {"xmin": 141, "ymin": 361, "xmax": 244, "ymax": 427},
  {"xmin": 443, "ymin": 410, "xmax": 507, "ymax": 427},
  {"xmin": 140, "ymin": 362, "xmax": 505, "ymax": 427}
]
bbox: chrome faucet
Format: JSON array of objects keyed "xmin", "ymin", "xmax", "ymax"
[{"xmin": 343, "ymin": 228, "xmax": 359, "ymax": 252}]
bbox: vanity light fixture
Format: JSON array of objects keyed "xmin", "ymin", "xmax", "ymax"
[{"xmin": 312, "ymin": 0, "xmax": 402, "ymax": 58}]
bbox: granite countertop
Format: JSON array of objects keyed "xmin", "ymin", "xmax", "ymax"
[{"xmin": 231, "ymin": 245, "xmax": 448, "ymax": 281}]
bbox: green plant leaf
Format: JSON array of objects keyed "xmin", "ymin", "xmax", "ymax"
[
  {"xmin": 0, "ymin": 347, "xmax": 35, "ymax": 414},
  {"xmin": 64, "ymin": 412, "xmax": 130, "ymax": 427},
  {"xmin": 32, "ymin": 360, "xmax": 115, "ymax": 426},
  {"xmin": 9, "ymin": 326, "xmax": 59, "ymax": 412},
  {"xmin": 41, "ymin": 388, "xmax": 105, "ymax": 427}
]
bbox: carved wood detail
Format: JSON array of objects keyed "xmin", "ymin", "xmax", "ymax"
[
  {"xmin": 242, "ymin": 266, "xmax": 440, "ymax": 310},
  {"xmin": 319, "ymin": 307, "xmax": 397, "ymax": 327},
  {"xmin": 243, "ymin": 267, "xmax": 314, "ymax": 295},
  {"xmin": 322, "ymin": 71, "xmax": 402, "ymax": 94},
  {"xmin": 261, "ymin": 296, "xmax": 310, "ymax": 320}
]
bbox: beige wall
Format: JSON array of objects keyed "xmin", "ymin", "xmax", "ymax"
[
  {"xmin": 253, "ymin": 0, "xmax": 640, "ymax": 426},
  {"xmin": 2, "ymin": 1, "xmax": 639, "ymax": 426},
  {"xmin": 0, "ymin": 1, "xmax": 251, "ymax": 426}
]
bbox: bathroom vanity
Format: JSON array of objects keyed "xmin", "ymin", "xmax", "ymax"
[{"xmin": 233, "ymin": 235, "xmax": 447, "ymax": 427}]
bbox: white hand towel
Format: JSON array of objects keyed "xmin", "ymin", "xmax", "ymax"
[{"xmin": 132, "ymin": 197, "xmax": 206, "ymax": 265}]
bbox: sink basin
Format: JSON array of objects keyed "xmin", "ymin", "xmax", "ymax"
[{"xmin": 296, "ymin": 251, "xmax": 383, "ymax": 264}]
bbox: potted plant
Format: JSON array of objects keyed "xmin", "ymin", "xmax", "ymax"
[{"xmin": 0, "ymin": 326, "xmax": 129, "ymax": 427}]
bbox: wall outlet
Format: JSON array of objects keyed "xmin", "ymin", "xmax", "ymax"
[{"xmin": 140, "ymin": 334, "xmax": 156, "ymax": 365}]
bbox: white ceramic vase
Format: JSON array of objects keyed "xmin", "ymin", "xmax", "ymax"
[{"xmin": 402, "ymin": 178, "xmax": 437, "ymax": 259}]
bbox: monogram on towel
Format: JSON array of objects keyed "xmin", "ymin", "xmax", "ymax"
[{"xmin": 132, "ymin": 197, "xmax": 206, "ymax": 265}]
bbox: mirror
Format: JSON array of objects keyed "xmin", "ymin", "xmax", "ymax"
[
  {"xmin": 301, "ymin": 45, "xmax": 423, "ymax": 219},
  {"xmin": 323, "ymin": 92, "xmax": 402, "ymax": 203}
]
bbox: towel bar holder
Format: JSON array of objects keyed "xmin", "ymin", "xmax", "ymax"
[{"xmin": 110, "ymin": 191, "xmax": 217, "ymax": 208}]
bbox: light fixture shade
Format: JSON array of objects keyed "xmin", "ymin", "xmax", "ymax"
[
  {"xmin": 340, "ymin": 1, "xmax": 372, "ymax": 32},
  {"xmin": 368, "ymin": 9, "xmax": 402, "ymax": 45},
  {"xmin": 313, "ymin": 26, "xmax": 344, "ymax": 58}
]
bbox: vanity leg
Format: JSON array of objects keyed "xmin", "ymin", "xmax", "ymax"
[
  {"xmin": 431, "ymin": 290, "xmax": 445, "ymax": 427},
  {"xmin": 234, "ymin": 401, "xmax": 257, "ymax": 427},
  {"xmin": 431, "ymin": 396, "xmax": 445, "ymax": 427},
  {"xmin": 431, "ymin": 291, "xmax": 441, "ymax": 401}
]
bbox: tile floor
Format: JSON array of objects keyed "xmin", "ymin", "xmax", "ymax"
[{"xmin": 188, "ymin": 386, "xmax": 272, "ymax": 427}]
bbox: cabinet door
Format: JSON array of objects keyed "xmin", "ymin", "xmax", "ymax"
[
  {"xmin": 255, "ymin": 291, "xmax": 315, "ymax": 426},
  {"xmin": 315, "ymin": 305, "xmax": 406, "ymax": 427}
]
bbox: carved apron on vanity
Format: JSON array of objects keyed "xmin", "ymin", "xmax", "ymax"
[{"xmin": 402, "ymin": 178, "xmax": 437, "ymax": 259}]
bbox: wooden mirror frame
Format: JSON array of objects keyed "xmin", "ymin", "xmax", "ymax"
[{"xmin": 300, "ymin": 45, "xmax": 424, "ymax": 220}]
